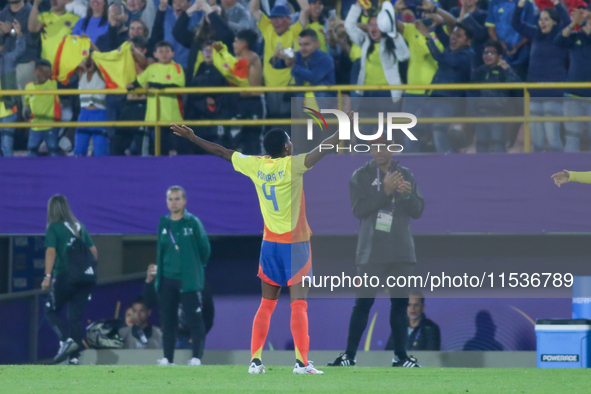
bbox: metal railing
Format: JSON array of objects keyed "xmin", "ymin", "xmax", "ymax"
[{"xmin": 2, "ymin": 82, "xmax": 591, "ymax": 154}]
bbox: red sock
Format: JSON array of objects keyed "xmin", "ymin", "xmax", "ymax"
[
  {"xmin": 290, "ymin": 300, "xmax": 310, "ymax": 366},
  {"xmin": 251, "ymin": 298, "xmax": 277, "ymax": 361}
]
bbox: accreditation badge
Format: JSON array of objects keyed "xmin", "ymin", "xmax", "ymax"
[{"xmin": 376, "ymin": 210, "xmax": 393, "ymax": 233}]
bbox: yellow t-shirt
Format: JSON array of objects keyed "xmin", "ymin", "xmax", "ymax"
[
  {"xmin": 364, "ymin": 43, "xmax": 388, "ymax": 86},
  {"xmin": 308, "ymin": 21, "xmax": 327, "ymax": 53},
  {"xmin": 137, "ymin": 62, "xmax": 186, "ymax": 122},
  {"xmin": 259, "ymin": 14, "xmax": 303, "ymax": 87},
  {"xmin": 38, "ymin": 11, "xmax": 80, "ymax": 66},
  {"xmin": 231, "ymin": 152, "xmax": 311, "ymax": 243},
  {"xmin": 0, "ymin": 81, "xmax": 16, "ymax": 119},
  {"xmin": 25, "ymin": 80, "xmax": 61, "ymax": 131},
  {"xmin": 92, "ymin": 42, "xmax": 137, "ymax": 89},
  {"xmin": 402, "ymin": 23, "xmax": 443, "ymax": 95}
]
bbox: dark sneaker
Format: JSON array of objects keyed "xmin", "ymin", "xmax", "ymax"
[
  {"xmin": 392, "ymin": 355, "xmax": 421, "ymax": 367},
  {"xmin": 327, "ymin": 353, "xmax": 356, "ymax": 366},
  {"xmin": 54, "ymin": 338, "xmax": 79, "ymax": 364}
]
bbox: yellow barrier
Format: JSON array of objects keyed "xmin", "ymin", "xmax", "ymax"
[{"xmin": 2, "ymin": 82, "xmax": 591, "ymax": 155}]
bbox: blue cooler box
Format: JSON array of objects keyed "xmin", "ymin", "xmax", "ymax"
[{"xmin": 535, "ymin": 319, "xmax": 591, "ymax": 368}]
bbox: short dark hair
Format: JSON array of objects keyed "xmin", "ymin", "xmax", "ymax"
[
  {"xmin": 236, "ymin": 29, "xmax": 258, "ymax": 51},
  {"xmin": 455, "ymin": 22, "xmax": 474, "ymax": 40},
  {"xmin": 541, "ymin": 7, "xmax": 559, "ymax": 24},
  {"xmin": 155, "ymin": 41, "xmax": 174, "ymax": 51},
  {"xmin": 202, "ymin": 39, "xmax": 215, "ymax": 48},
  {"xmin": 167, "ymin": 185, "xmax": 186, "ymax": 199},
  {"xmin": 409, "ymin": 290, "xmax": 425, "ymax": 305},
  {"xmin": 35, "ymin": 59, "xmax": 52, "ymax": 69},
  {"xmin": 299, "ymin": 28, "xmax": 319, "ymax": 41},
  {"xmin": 263, "ymin": 129, "xmax": 289, "ymax": 157},
  {"xmin": 484, "ymin": 40, "xmax": 504, "ymax": 56},
  {"xmin": 130, "ymin": 35, "xmax": 149, "ymax": 50}
]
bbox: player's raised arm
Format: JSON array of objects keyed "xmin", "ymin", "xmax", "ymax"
[
  {"xmin": 552, "ymin": 170, "xmax": 591, "ymax": 186},
  {"xmin": 304, "ymin": 111, "xmax": 353, "ymax": 169},
  {"xmin": 171, "ymin": 124, "xmax": 235, "ymax": 162}
]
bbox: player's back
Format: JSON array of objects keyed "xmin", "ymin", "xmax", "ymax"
[{"xmin": 231, "ymin": 153, "xmax": 311, "ymax": 243}]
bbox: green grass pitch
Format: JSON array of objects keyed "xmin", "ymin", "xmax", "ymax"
[{"xmin": 1, "ymin": 365, "xmax": 590, "ymax": 393}]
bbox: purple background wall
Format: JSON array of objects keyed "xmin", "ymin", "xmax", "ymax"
[{"xmin": 1, "ymin": 153, "xmax": 591, "ymax": 235}]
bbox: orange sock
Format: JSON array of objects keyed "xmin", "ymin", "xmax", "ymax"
[
  {"xmin": 251, "ymin": 298, "xmax": 277, "ymax": 361},
  {"xmin": 290, "ymin": 300, "xmax": 310, "ymax": 366}
]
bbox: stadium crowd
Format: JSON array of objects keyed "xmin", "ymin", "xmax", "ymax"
[{"xmin": 1, "ymin": 0, "xmax": 591, "ymax": 156}]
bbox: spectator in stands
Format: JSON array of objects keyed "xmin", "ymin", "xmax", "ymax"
[
  {"xmin": 74, "ymin": 57, "xmax": 109, "ymax": 156},
  {"xmin": 103, "ymin": 5, "xmax": 152, "ymax": 53},
  {"xmin": 222, "ymin": 0, "xmax": 256, "ymax": 33},
  {"xmin": 232, "ymin": 29, "xmax": 264, "ymax": 154},
  {"xmin": 126, "ymin": 0, "xmax": 156, "ymax": 35},
  {"xmin": 0, "ymin": 0, "xmax": 39, "ymax": 91},
  {"xmin": 416, "ymin": 18, "xmax": 473, "ymax": 153},
  {"xmin": 185, "ymin": 40, "xmax": 231, "ymax": 154},
  {"xmin": 345, "ymin": 1, "xmax": 408, "ymax": 99},
  {"xmin": 326, "ymin": 15, "xmax": 352, "ymax": 87},
  {"xmin": 393, "ymin": 0, "xmax": 443, "ymax": 153},
  {"xmin": 271, "ymin": 29, "xmax": 335, "ymax": 97},
  {"xmin": 173, "ymin": 0, "xmax": 234, "ymax": 84},
  {"xmin": 432, "ymin": 0, "xmax": 489, "ymax": 67},
  {"xmin": 486, "ymin": 0, "xmax": 535, "ymax": 80},
  {"xmin": 28, "ymin": 0, "xmax": 79, "ymax": 66},
  {"xmin": 127, "ymin": 41, "xmax": 185, "ymax": 156},
  {"xmin": 159, "ymin": 0, "xmax": 192, "ymax": 69},
  {"xmin": 118, "ymin": 299, "xmax": 163, "ymax": 349},
  {"xmin": 250, "ymin": 0, "xmax": 309, "ymax": 131},
  {"xmin": 555, "ymin": 5, "xmax": 591, "ymax": 152},
  {"xmin": 0, "ymin": 18, "xmax": 22, "ymax": 157},
  {"xmin": 24, "ymin": 59, "xmax": 61, "ymax": 156},
  {"xmin": 512, "ymin": 0, "xmax": 570, "ymax": 152},
  {"xmin": 71, "ymin": 0, "xmax": 110, "ymax": 45},
  {"xmin": 154, "ymin": 185, "xmax": 211, "ymax": 366},
  {"xmin": 470, "ymin": 40, "xmax": 521, "ymax": 153},
  {"xmin": 307, "ymin": 0, "xmax": 327, "ymax": 52},
  {"xmin": 108, "ymin": 36, "xmax": 150, "ymax": 156},
  {"xmin": 385, "ymin": 290, "xmax": 441, "ymax": 351}
]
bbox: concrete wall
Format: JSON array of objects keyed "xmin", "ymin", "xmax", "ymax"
[{"xmin": 78, "ymin": 350, "xmax": 536, "ymax": 368}]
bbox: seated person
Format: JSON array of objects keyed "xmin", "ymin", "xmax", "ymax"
[
  {"xmin": 385, "ymin": 290, "xmax": 441, "ymax": 351},
  {"xmin": 118, "ymin": 299, "xmax": 163, "ymax": 349},
  {"xmin": 124, "ymin": 307, "xmax": 134, "ymax": 327}
]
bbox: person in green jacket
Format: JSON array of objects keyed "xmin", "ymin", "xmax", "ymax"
[
  {"xmin": 155, "ymin": 185, "xmax": 211, "ymax": 366},
  {"xmin": 43, "ymin": 194, "xmax": 98, "ymax": 365}
]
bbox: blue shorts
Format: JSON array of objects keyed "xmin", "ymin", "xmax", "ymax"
[{"xmin": 258, "ymin": 241, "xmax": 312, "ymax": 287}]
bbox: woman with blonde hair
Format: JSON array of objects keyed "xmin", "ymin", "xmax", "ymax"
[{"xmin": 43, "ymin": 194, "xmax": 98, "ymax": 365}]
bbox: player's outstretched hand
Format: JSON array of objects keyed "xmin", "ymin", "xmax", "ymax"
[
  {"xmin": 551, "ymin": 170, "xmax": 570, "ymax": 187},
  {"xmin": 171, "ymin": 124, "xmax": 195, "ymax": 140}
]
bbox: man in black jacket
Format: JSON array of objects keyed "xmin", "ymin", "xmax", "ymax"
[
  {"xmin": 328, "ymin": 138, "xmax": 425, "ymax": 368},
  {"xmin": 385, "ymin": 290, "xmax": 441, "ymax": 351}
]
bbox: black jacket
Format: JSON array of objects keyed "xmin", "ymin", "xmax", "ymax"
[
  {"xmin": 469, "ymin": 64, "xmax": 521, "ymax": 112},
  {"xmin": 172, "ymin": 11, "xmax": 234, "ymax": 83},
  {"xmin": 349, "ymin": 160, "xmax": 424, "ymax": 265},
  {"xmin": 385, "ymin": 313, "xmax": 441, "ymax": 351}
]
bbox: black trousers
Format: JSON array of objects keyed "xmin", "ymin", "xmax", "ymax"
[
  {"xmin": 158, "ymin": 277, "xmax": 206, "ymax": 363},
  {"xmin": 345, "ymin": 263, "xmax": 414, "ymax": 360},
  {"xmin": 45, "ymin": 274, "xmax": 93, "ymax": 358}
]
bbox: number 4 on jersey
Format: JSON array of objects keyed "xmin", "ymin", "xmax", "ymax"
[{"xmin": 262, "ymin": 183, "xmax": 279, "ymax": 211}]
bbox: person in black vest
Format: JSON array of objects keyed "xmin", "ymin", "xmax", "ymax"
[
  {"xmin": 385, "ymin": 290, "xmax": 441, "ymax": 351},
  {"xmin": 42, "ymin": 194, "xmax": 98, "ymax": 365}
]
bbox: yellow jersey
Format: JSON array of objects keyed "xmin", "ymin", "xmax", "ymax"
[
  {"xmin": 92, "ymin": 42, "xmax": 137, "ymax": 89},
  {"xmin": 308, "ymin": 21, "xmax": 327, "ymax": 53},
  {"xmin": 232, "ymin": 152, "xmax": 312, "ymax": 243},
  {"xmin": 259, "ymin": 14, "xmax": 303, "ymax": 87},
  {"xmin": 38, "ymin": 11, "xmax": 80, "ymax": 65},
  {"xmin": 137, "ymin": 61, "xmax": 185, "ymax": 122},
  {"xmin": 402, "ymin": 23, "xmax": 443, "ymax": 95},
  {"xmin": 364, "ymin": 43, "xmax": 388, "ymax": 86},
  {"xmin": 53, "ymin": 35, "xmax": 91, "ymax": 84},
  {"xmin": 25, "ymin": 80, "xmax": 61, "ymax": 131}
]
